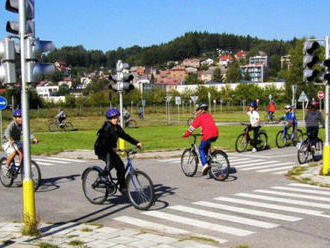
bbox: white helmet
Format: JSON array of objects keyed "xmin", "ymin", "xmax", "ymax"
[{"xmin": 284, "ymin": 105, "xmax": 292, "ymax": 109}]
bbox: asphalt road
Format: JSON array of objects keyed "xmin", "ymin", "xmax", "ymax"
[{"xmin": 1, "ymin": 147, "xmax": 330, "ymax": 248}]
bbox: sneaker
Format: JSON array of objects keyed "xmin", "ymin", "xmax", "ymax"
[
  {"xmin": 252, "ymin": 148, "xmax": 257, "ymax": 153},
  {"xmin": 311, "ymin": 145, "xmax": 316, "ymax": 153},
  {"xmin": 119, "ymin": 187, "xmax": 128, "ymax": 195},
  {"xmin": 202, "ymin": 164, "xmax": 211, "ymax": 175}
]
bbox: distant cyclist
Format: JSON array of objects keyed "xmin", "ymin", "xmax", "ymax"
[
  {"xmin": 278, "ymin": 105, "xmax": 297, "ymax": 141},
  {"xmin": 305, "ymin": 101, "xmax": 324, "ymax": 150},
  {"xmin": 183, "ymin": 104, "xmax": 219, "ymax": 175},
  {"xmin": 246, "ymin": 101, "xmax": 260, "ymax": 152},
  {"xmin": 55, "ymin": 108, "xmax": 66, "ymax": 127},
  {"xmin": 266, "ymin": 100, "xmax": 276, "ymax": 121},
  {"xmin": 2, "ymin": 109, "xmax": 38, "ymax": 169}
]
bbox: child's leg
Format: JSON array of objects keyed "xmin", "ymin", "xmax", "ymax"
[{"xmin": 6, "ymin": 151, "xmax": 17, "ymax": 168}]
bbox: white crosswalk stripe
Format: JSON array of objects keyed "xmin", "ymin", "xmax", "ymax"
[
  {"xmin": 272, "ymin": 186, "xmax": 330, "ymax": 196},
  {"xmin": 33, "ymin": 158, "xmax": 70, "ymax": 164},
  {"xmin": 236, "ymin": 161, "xmax": 278, "ymax": 169},
  {"xmin": 254, "ymin": 189, "xmax": 330, "ymax": 202},
  {"xmin": 256, "ymin": 165, "xmax": 294, "ymax": 173},
  {"xmin": 240, "ymin": 162, "xmax": 292, "ymax": 170}
]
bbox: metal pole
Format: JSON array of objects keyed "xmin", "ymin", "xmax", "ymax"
[
  {"xmin": 20, "ymin": 0, "xmax": 36, "ymax": 227},
  {"xmin": 119, "ymin": 90, "xmax": 123, "ymax": 128},
  {"xmin": 323, "ymin": 36, "xmax": 330, "ymax": 175},
  {"xmin": 12, "ymin": 95, "xmax": 14, "ymax": 113}
]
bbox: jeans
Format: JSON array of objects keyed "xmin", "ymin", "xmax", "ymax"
[
  {"xmin": 199, "ymin": 136, "xmax": 218, "ymax": 166},
  {"xmin": 245, "ymin": 125, "xmax": 260, "ymax": 148},
  {"xmin": 307, "ymin": 126, "xmax": 319, "ymax": 146}
]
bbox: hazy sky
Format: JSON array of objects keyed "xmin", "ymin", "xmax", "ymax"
[{"xmin": 0, "ymin": 0, "xmax": 329, "ymax": 52}]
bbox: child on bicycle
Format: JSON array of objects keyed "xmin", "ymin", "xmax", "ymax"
[
  {"xmin": 266, "ymin": 100, "xmax": 276, "ymax": 121},
  {"xmin": 55, "ymin": 108, "xmax": 66, "ymax": 127},
  {"xmin": 99, "ymin": 108, "xmax": 142, "ymax": 194},
  {"xmin": 183, "ymin": 104, "xmax": 219, "ymax": 175},
  {"xmin": 246, "ymin": 101, "xmax": 260, "ymax": 153},
  {"xmin": 305, "ymin": 101, "xmax": 324, "ymax": 150},
  {"xmin": 2, "ymin": 109, "xmax": 38, "ymax": 169},
  {"xmin": 278, "ymin": 105, "xmax": 297, "ymax": 141}
]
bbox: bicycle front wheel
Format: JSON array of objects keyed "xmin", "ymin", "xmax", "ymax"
[
  {"xmin": 126, "ymin": 170, "xmax": 154, "ymax": 210},
  {"xmin": 297, "ymin": 141, "xmax": 309, "ymax": 164},
  {"xmin": 235, "ymin": 133, "xmax": 248, "ymax": 153},
  {"xmin": 256, "ymin": 132, "xmax": 268, "ymax": 151},
  {"xmin": 48, "ymin": 122, "xmax": 59, "ymax": 132},
  {"xmin": 82, "ymin": 168, "xmax": 108, "ymax": 204},
  {"xmin": 275, "ymin": 130, "xmax": 287, "ymax": 148},
  {"xmin": 181, "ymin": 149, "xmax": 198, "ymax": 177},
  {"xmin": 208, "ymin": 150, "xmax": 230, "ymax": 181},
  {"xmin": 21, "ymin": 161, "xmax": 41, "ymax": 191},
  {"xmin": 64, "ymin": 122, "xmax": 73, "ymax": 131},
  {"xmin": 312, "ymin": 139, "xmax": 323, "ymax": 161},
  {"xmin": 0, "ymin": 158, "xmax": 14, "ymax": 187}
]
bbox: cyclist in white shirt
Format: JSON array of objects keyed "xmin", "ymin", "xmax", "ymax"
[{"xmin": 246, "ymin": 101, "xmax": 260, "ymax": 152}]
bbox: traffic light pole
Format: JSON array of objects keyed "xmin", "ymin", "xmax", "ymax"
[
  {"xmin": 19, "ymin": 0, "xmax": 36, "ymax": 228},
  {"xmin": 118, "ymin": 85, "xmax": 125, "ymax": 150},
  {"xmin": 323, "ymin": 36, "xmax": 330, "ymax": 175}
]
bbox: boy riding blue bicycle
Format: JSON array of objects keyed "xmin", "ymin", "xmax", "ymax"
[{"xmin": 278, "ymin": 105, "xmax": 298, "ymax": 141}]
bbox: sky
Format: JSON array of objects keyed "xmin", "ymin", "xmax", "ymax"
[{"xmin": 0, "ymin": 0, "xmax": 329, "ymax": 52}]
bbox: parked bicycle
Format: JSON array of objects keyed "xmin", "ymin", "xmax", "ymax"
[
  {"xmin": 82, "ymin": 148, "xmax": 155, "ymax": 210},
  {"xmin": 48, "ymin": 119, "xmax": 73, "ymax": 132},
  {"xmin": 297, "ymin": 134, "xmax": 323, "ymax": 164},
  {"xmin": 235, "ymin": 122, "xmax": 268, "ymax": 153},
  {"xmin": 275, "ymin": 122, "xmax": 304, "ymax": 148},
  {"xmin": 0, "ymin": 154, "xmax": 41, "ymax": 191},
  {"xmin": 181, "ymin": 134, "xmax": 230, "ymax": 181}
]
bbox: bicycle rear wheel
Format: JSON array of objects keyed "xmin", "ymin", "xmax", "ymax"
[
  {"xmin": 82, "ymin": 168, "xmax": 108, "ymax": 204},
  {"xmin": 126, "ymin": 170, "xmax": 154, "ymax": 210},
  {"xmin": 256, "ymin": 132, "xmax": 268, "ymax": 151},
  {"xmin": 21, "ymin": 161, "xmax": 41, "ymax": 191},
  {"xmin": 235, "ymin": 133, "xmax": 248, "ymax": 153},
  {"xmin": 275, "ymin": 130, "xmax": 287, "ymax": 148},
  {"xmin": 0, "ymin": 158, "xmax": 14, "ymax": 187},
  {"xmin": 48, "ymin": 122, "xmax": 59, "ymax": 132},
  {"xmin": 208, "ymin": 150, "xmax": 230, "ymax": 181},
  {"xmin": 312, "ymin": 139, "xmax": 323, "ymax": 161},
  {"xmin": 297, "ymin": 141, "xmax": 309, "ymax": 164},
  {"xmin": 181, "ymin": 148, "xmax": 198, "ymax": 176}
]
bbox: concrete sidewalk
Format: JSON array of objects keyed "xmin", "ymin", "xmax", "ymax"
[{"xmin": 0, "ymin": 221, "xmax": 221, "ymax": 248}]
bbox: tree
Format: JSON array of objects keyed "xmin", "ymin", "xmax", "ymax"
[
  {"xmin": 225, "ymin": 61, "xmax": 242, "ymax": 83},
  {"xmin": 212, "ymin": 68, "xmax": 223, "ymax": 82},
  {"xmin": 185, "ymin": 73, "xmax": 201, "ymax": 84}
]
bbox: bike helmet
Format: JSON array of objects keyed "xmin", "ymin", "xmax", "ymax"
[
  {"xmin": 199, "ymin": 103, "xmax": 208, "ymax": 111},
  {"xmin": 284, "ymin": 105, "xmax": 292, "ymax": 109},
  {"xmin": 250, "ymin": 101, "xmax": 257, "ymax": 108},
  {"xmin": 106, "ymin": 108, "xmax": 120, "ymax": 119},
  {"xmin": 312, "ymin": 100, "xmax": 319, "ymax": 107},
  {"xmin": 13, "ymin": 109, "xmax": 22, "ymax": 117}
]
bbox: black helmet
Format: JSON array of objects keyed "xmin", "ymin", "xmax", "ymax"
[{"xmin": 199, "ymin": 104, "xmax": 208, "ymax": 111}]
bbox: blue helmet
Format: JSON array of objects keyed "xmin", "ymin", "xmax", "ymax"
[
  {"xmin": 13, "ymin": 109, "xmax": 22, "ymax": 117},
  {"xmin": 106, "ymin": 108, "xmax": 120, "ymax": 119},
  {"xmin": 250, "ymin": 102, "xmax": 257, "ymax": 108}
]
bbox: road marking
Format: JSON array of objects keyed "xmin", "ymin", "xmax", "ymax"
[
  {"xmin": 240, "ymin": 162, "xmax": 292, "ymax": 170},
  {"xmin": 193, "ymin": 201, "xmax": 301, "ymax": 222},
  {"xmin": 142, "ymin": 211, "xmax": 254, "ymax": 237},
  {"xmin": 228, "ymin": 158, "xmax": 251, "ymax": 162},
  {"xmin": 254, "ymin": 189, "xmax": 330, "ymax": 202},
  {"xmin": 34, "ymin": 158, "xmax": 70, "ymax": 164},
  {"xmin": 33, "ymin": 161, "xmax": 53, "ymax": 166},
  {"xmin": 236, "ymin": 193, "xmax": 330, "ymax": 209},
  {"xmin": 235, "ymin": 161, "xmax": 278, "ymax": 169},
  {"xmin": 231, "ymin": 159, "xmax": 265, "ymax": 166},
  {"xmin": 216, "ymin": 197, "xmax": 324, "ymax": 216},
  {"xmin": 159, "ymin": 158, "xmax": 180, "ymax": 162},
  {"xmin": 169, "ymin": 205, "xmax": 278, "ymax": 229},
  {"xmin": 272, "ymin": 186, "xmax": 330, "ymax": 196},
  {"xmin": 256, "ymin": 165, "xmax": 294, "ymax": 173},
  {"xmin": 49, "ymin": 157, "xmax": 86, "ymax": 163},
  {"xmin": 288, "ymin": 183, "xmax": 330, "ymax": 191},
  {"xmin": 114, "ymin": 216, "xmax": 228, "ymax": 244},
  {"xmin": 272, "ymin": 170, "xmax": 288, "ymax": 175}
]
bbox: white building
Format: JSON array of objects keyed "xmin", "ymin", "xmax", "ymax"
[
  {"xmin": 240, "ymin": 64, "xmax": 266, "ymax": 82},
  {"xmin": 249, "ymin": 55, "xmax": 269, "ymax": 67},
  {"xmin": 36, "ymin": 85, "xmax": 59, "ymax": 98}
]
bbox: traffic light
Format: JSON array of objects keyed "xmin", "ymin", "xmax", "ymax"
[
  {"xmin": 25, "ymin": 37, "xmax": 56, "ymax": 83},
  {"xmin": 0, "ymin": 38, "xmax": 16, "ymax": 84},
  {"xmin": 5, "ymin": 0, "xmax": 35, "ymax": 36},
  {"xmin": 322, "ymin": 59, "xmax": 330, "ymax": 82},
  {"xmin": 303, "ymin": 41, "xmax": 320, "ymax": 82},
  {"xmin": 109, "ymin": 60, "xmax": 134, "ymax": 93}
]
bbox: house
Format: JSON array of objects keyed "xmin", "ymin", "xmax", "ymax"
[
  {"xmin": 281, "ymin": 55, "xmax": 291, "ymax": 69},
  {"xmin": 58, "ymin": 75, "xmax": 74, "ymax": 88},
  {"xmin": 219, "ymin": 55, "xmax": 234, "ymax": 67},
  {"xmin": 54, "ymin": 61, "xmax": 71, "ymax": 74},
  {"xmin": 198, "ymin": 69, "xmax": 214, "ymax": 82},
  {"xmin": 182, "ymin": 58, "xmax": 200, "ymax": 68},
  {"xmin": 240, "ymin": 63, "xmax": 267, "ymax": 82},
  {"xmin": 235, "ymin": 50, "xmax": 247, "ymax": 60},
  {"xmin": 201, "ymin": 58, "xmax": 214, "ymax": 66},
  {"xmin": 36, "ymin": 85, "xmax": 59, "ymax": 98},
  {"xmin": 249, "ymin": 55, "xmax": 269, "ymax": 67}
]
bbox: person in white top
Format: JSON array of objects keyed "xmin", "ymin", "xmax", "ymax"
[{"xmin": 246, "ymin": 101, "xmax": 260, "ymax": 152}]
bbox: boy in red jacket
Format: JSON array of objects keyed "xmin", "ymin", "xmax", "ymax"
[{"xmin": 183, "ymin": 104, "xmax": 219, "ymax": 175}]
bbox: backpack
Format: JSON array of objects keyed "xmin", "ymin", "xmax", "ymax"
[{"xmin": 94, "ymin": 122, "xmax": 108, "ymax": 158}]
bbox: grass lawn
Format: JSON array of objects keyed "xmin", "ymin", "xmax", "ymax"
[{"xmin": 30, "ymin": 124, "xmax": 321, "ymax": 155}]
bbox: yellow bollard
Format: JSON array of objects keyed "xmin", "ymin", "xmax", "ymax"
[
  {"xmin": 119, "ymin": 138, "xmax": 125, "ymax": 155},
  {"xmin": 322, "ymin": 145, "xmax": 330, "ymax": 175},
  {"xmin": 23, "ymin": 180, "xmax": 36, "ymax": 230}
]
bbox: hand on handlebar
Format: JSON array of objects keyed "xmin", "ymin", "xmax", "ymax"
[{"xmin": 136, "ymin": 142, "xmax": 142, "ymax": 148}]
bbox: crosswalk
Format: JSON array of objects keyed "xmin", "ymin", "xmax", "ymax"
[
  {"xmin": 156, "ymin": 154, "xmax": 298, "ymax": 175},
  {"xmin": 31, "ymin": 157, "xmax": 85, "ymax": 167},
  {"xmin": 114, "ymin": 183, "xmax": 330, "ymax": 245}
]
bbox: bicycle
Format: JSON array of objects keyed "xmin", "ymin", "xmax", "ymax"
[
  {"xmin": 235, "ymin": 122, "xmax": 268, "ymax": 153},
  {"xmin": 0, "ymin": 154, "xmax": 41, "ymax": 191},
  {"xmin": 297, "ymin": 134, "xmax": 323, "ymax": 164},
  {"xmin": 266, "ymin": 111, "xmax": 277, "ymax": 123},
  {"xmin": 48, "ymin": 119, "xmax": 73, "ymax": 132},
  {"xmin": 124, "ymin": 118, "xmax": 137, "ymax": 128},
  {"xmin": 82, "ymin": 148, "xmax": 155, "ymax": 210},
  {"xmin": 181, "ymin": 134, "xmax": 230, "ymax": 181},
  {"xmin": 275, "ymin": 122, "xmax": 304, "ymax": 148}
]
